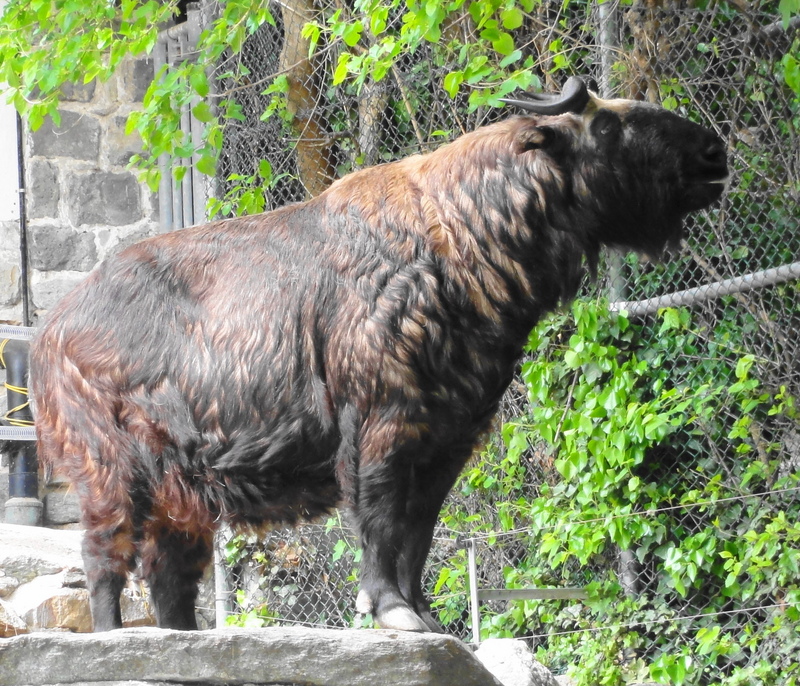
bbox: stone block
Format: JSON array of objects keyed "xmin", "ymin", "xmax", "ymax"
[
  {"xmin": 61, "ymin": 80, "xmax": 96, "ymax": 103},
  {"xmin": 106, "ymin": 115, "xmax": 144, "ymax": 167},
  {"xmin": 27, "ymin": 160, "xmax": 59, "ymax": 219},
  {"xmin": 0, "ymin": 598, "xmax": 27, "ymax": 637},
  {"xmin": 30, "ymin": 110, "xmax": 100, "ymax": 162},
  {"xmin": 120, "ymin": 588, "xmax": 156, "ymax": 628},
  {"xmin": 119, "ymin": 57, "xmax": 155, "ymax": 103},
  {"xmin": 44, "ymin": 489, "xmax": 82, "ymax": 526},
  {"xmin": 66, "ymin": 171, "xmax": 142, "ymax": 227},
  {"xmin": 0, "ymin": 572, "xmax": 20, "ymax": 598},
  {"xmin": 29, "ymin": 223, "xmax": 98, "ymax": 272},
  {"xmin": 475, "ymin": 638, "xmax": 559, "ymax": 686},
  {"xmin": 0, "ymin": 627, "xmax": 506, "ymax": 686},
  {"xmin": 12, "ymin": 578, "xmax": 93, "ymax": 633},
  {"xmin": 30, "ymin": 272, "xmax": 86, "ymax": 312},
  {"xmin": 0, "ymin": 522, "xmax": 85, "ymax": 583},
  {"xmin": 0, "ymin": 261, "xmax": 20, "ymax": 307}
]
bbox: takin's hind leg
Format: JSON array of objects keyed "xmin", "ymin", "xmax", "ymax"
[
  {"xmin": 140, "ymin": 529, "xmax": 214, "ymax": 630},
  {"xmin": 82, "ymin": 527, "xmax": 136, "ymax": 632}
]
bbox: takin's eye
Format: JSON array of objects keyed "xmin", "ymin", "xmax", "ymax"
[{"xmin": 589, "ymin": 110, "xmax": 622, "ymax": 143}]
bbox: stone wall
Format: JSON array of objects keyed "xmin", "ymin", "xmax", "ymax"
[
  {"xmin": 1, "ymin": 56, "xmax": 160, "ymax": 527},
  {"xmin": 0, "ymin": 55, "xmax": 159, "ymax": 324}
]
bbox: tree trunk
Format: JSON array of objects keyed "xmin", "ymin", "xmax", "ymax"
[{"xmin": 279, "ymin": 0, "xmax": 337, "ymax": 197}]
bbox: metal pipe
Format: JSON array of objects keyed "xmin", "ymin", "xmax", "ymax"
[
  {"xmin": 2, "ymin": 338, "xmax": 41, "ymax": 525},
  {"xmin": 16, "ymin": 112, "xmax": 30, "ymax": 326},
  {"xmin": 154, "ymin": 38, "xmax": 174, "ymax": 234},
  {"xmin": 467, "ymin": 538, "xmax": 481, "ymax": 644},
  {"xmin": 610, "ymin": 261, "xmax": 800, "ymax": 317}
]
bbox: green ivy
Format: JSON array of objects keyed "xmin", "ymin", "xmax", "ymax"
[{"xmin": 443, "ymin": 299, "xmax": 800, "ymax": 684}]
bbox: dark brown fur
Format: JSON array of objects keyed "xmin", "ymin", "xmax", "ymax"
[{"xmin": 30, "ymin": 100, "xmax": 727, "ymax": 632}]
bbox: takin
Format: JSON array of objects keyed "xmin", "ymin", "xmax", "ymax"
[{"xmin": 30, "ymin": 76, "xmax": 728, "ymax": 633}]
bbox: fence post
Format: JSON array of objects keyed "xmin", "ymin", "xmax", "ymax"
[
  {"xmin": 466, "ymin": 537, "xmax": 481, "ymax": 644},
  {"xmin": 214, "ymin": 526, "xmax": 234, "ymax": 627},
  {"xmin": 596, "ymin": 0, "xmax": 641, "ymax": 600}
]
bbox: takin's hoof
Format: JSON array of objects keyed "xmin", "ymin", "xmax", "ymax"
[
  {"xmin": 357, "ymin": 589, "xmax": 441, "ymax": 633},
  {"xmin": 375, "ymin": 605, "xmax": 433, "ymax": 632},
  {"xmin": 417, "ymin": 609, "xmax": 445, "ymax": 634}
]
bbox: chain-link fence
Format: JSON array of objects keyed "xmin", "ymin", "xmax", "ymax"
[{"xmin": 167, "ymin": 0, "xmax": 800, "ymax": 681}]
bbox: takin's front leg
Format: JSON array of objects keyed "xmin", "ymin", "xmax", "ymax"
[
  {"xmin": 353, "ymin": 454, "xmax": 432, "ymax": 632},
  {"xmin": 395, "ymin": 455, "xmax": 472, "ymax": 634}
]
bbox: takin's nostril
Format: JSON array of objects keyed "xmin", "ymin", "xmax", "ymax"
[{"xmin": 700, "ymin": 142, "xmax": 727, "ymax": 168}]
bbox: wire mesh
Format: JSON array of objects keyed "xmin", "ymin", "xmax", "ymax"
[{"xmin": 178, "ymin": 0, "xmax": 800, "ymax": 681}]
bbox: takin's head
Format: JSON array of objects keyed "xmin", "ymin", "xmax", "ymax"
[{"xmin": 500, "ymin": 76, "xmax": 729, "ymax": 258}]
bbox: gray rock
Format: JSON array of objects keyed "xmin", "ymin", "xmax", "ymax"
[
  {"xmin": 65, "ymin": 171, "xmax": 142, "ymax": 227},
  {"xmin": 0, "ymin": 523, "xmax": 84, "ymax": 583},
  {"xmin": 30, "ymin": 110, "xmax": 100, "ymax": 162},
  {"xmin": 28, "ymin": 160, "xmax": 59, "ymax": 219},
  {"xmin": 30, "ymin": 272, "xmax": 87, "ymax": 312},
  {"xmin": 43, "ymin": 489, "xmax": 82, "ymax": 526},
  {"xmin": 61, "ymin": 81, "xmax": 96, "ymax": 103},
  {"xmin": 0, "ymin": 261, "xmax": 19, "ymax": 308},
  {"xmin": 0, "ymin": 627, "xmax": 505, "ymax": 686},
  {"xmin": 475, "ymin": 638, "xmax": 559, "ymax": 686},
  {"xmin": 106, "ymin": 115, "xmax": 144, "ymax": 167},
  {"xmin": 118, "ymin": 58, "xmax": 154, "ymax": 103},
  {"xmin": 0, "ymin": 573, "xmax": 19, "ymax": 598},
  {"xmin": 0, "ymin": 598, "xmax": 27, "ymax": 638},
  {"xmin": 29, "ymin": 223, "xmax": 98, "ymax": 272}
]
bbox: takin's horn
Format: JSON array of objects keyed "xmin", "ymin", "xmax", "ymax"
[{"xmin": 500, "ymin": 76, "xmax": 595, "ymax": 114}]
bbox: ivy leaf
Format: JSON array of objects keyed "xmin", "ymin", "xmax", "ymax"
[
  {"xmin": 192, "ymin": 101, "xmax": 214, "ymax": 123},
  {"xmin": 443, "ymin": 71, "xmax": 464, "ymax": 98},
  {"xmin": 342, "ymin": 21, "xmax": 364, "ymax": 47},
  {"xmin": 500, "ymin": 8, "xmax": 524, "ymax": 30},
  {"xmin": 195, "ymin": 153, "xmax": 216, "ymax": 176}
]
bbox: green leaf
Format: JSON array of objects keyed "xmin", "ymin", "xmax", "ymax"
[
  {"xmin": 492, "ymin": 32, "xmax": 515, "ymax": 57},
  {"xmin": 342, "ymin": 20, "xmax": 364, "ymax": 47},
  {"xmin": 196, "ymin": 153, "xmax": 217, "ymax": 176},
  {"xmin": 333, "ymin": 54, "xmax": 351, "ymax": 85},
  {"xmin": 258, "ymin": 158, "xmax": 273, "ymax": 183},
  {"xmin": 443, "ymin": 71, "xmax": 464, "ymax": 98},
  {"xmin": 500, "ymin": 7, "xmax": 524, "ymax": 30},
  {"xmin": 189, "ymin": 69, "xmax": 209, "ymax": 97},
  {"xmin": 192, "ymin": 101, "xmax": 214, "ymax": 123}
]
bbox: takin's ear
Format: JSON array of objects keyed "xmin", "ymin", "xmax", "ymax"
[{"xmin": 513, "ymin": 125, "xmax": 556, "ymax": 153}]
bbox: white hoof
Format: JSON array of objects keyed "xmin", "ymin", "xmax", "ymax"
[
  {"xmin": 376, "ymin": 606, "xmax": 431, "ymax": 632},
  {"xmin": 355, "ymin": 589, "xmax": 374, "ymax": 614}
]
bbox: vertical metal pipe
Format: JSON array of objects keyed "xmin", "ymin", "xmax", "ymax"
[
  {"xmin": 467, "ymin": 538, "xmax": 481, "ymax": 644},
  {"xmin": 3, "ymin": 339, "xmax": 41, "ymax": 525},
  {"xmin": 154, "ymin": 38, "xmax": 174, "ymax": 233},
  {"xmin": 15, "ymin": 113, "xmax": 30, "ymax": 326},
  {"xmin": 187, "ymin": 3, "xmax": 207, "ymax": 225},
  {"xmin": 179, "ymin": 30, "xmax": 194, "ymax": 228},
  {"xmin": 597, "ymin": 1, "xmax": 619, "ymax": 100}
]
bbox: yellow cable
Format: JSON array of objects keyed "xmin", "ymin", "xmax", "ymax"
[{"xmin": 1, "ymin": 343, "xmax": 33, "ymax": 425}]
